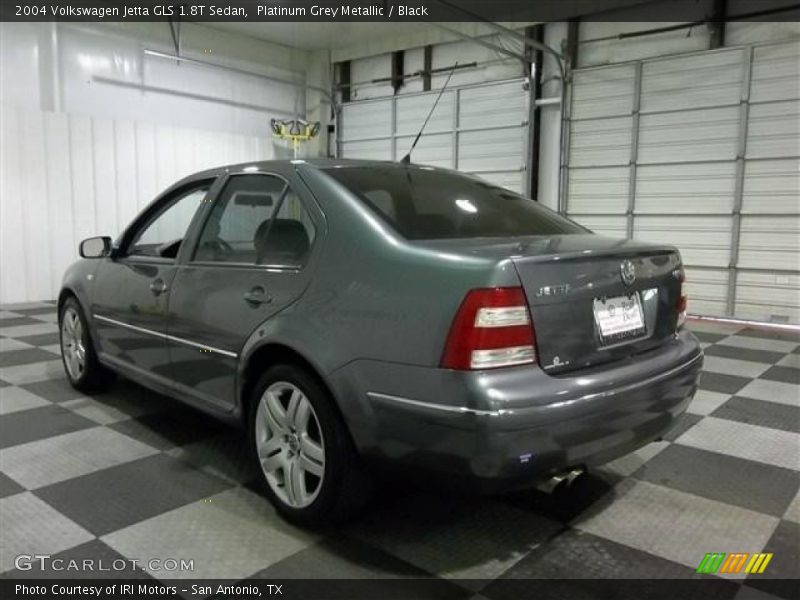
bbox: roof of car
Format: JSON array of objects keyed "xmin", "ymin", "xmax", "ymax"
[
  {"xmin": 252, "ymin": 158, "xmax": 413, "ymax": 170},
  {"xmin": 300, "ymin": 158, "xmax": 393, "ymax": 168},
  {"xmin": 193, "ymin": 158, "xmax": 439, "ymax": 177},
  {"xmin": 179, "ymin": 159, "xmax": 459, "ymax": 190}
]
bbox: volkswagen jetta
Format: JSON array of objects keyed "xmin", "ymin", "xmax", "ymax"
[{"xmin": 58, "ymin": 159, "xmax": 702, "ymax": 524}]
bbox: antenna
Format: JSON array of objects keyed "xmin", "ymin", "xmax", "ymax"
[{"xmin": 400, "ymin": 62, "xmax": 458, "ymax": 164}]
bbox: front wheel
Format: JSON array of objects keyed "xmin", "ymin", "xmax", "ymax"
[
  {"xmin": 59, "ymin": 297, "xmax": 113, "ymax": 392},
  {"xmin": 249, "ymin": 364, "xmax": 371, "ymax": 525}
]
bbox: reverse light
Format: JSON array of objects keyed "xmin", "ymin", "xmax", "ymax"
[{"xmin": 441, "ymin": 287, "xmax": 536, "ymax": 370}]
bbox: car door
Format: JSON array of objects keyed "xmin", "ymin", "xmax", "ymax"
[
  {"xmin": 166, "ymin": 170, "xmax": 321, "ymax": 411},
  {"xmin": 91, "ymin": 179, "xmax": 215, "ymax": 383}
]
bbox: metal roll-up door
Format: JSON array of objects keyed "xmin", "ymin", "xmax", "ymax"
[
  {"xmin": 338, "ymin": 78, "xmax": 530, "ymax": 194},
  {"xmin": 566, "ymin": 63, "xmax": 635, "ymax": 241},
  {"xmin": 737, "ymin": 41, "xmax": 800, "ymax": 323},
  {"xmin": 340, "ymin": 99, "xmax": 394, "ymax": 160},
  {"xmin": 565, "ymin": 40, "xmax": 799, "ymax": 323}
]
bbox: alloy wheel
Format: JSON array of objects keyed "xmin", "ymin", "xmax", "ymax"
[
  {"xmin": 61, "ymin": 307, "xmax": 86, "ymax": 381},
  {"xmin": 255, "ymin": 381, "xmax": 325, "ymax": 508}
]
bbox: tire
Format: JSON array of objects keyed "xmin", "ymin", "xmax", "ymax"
[
  {"xmin": 59, "ymin": 296, "xmax": 113, "ymax": 392},
  {"xmin": 248, "ymin": 363, "xmax": 371, "ymax": 526}
]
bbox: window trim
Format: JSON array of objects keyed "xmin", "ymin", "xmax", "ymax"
[
  {"xmin": 187, "ymin": 260, "xmax": 302, "ymax": 273},
  {"xmin": 120, "ymin": 179, "xmax": 216, "ymax": 262},
  {"xmin": 187, "ymin": 172, "xmax": 315, "ymax": 271},
  {"xmin": 323, "ymin": 166, "xmax": 588, "ymax": 240}
]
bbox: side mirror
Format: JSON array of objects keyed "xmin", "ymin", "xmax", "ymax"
[{"xmin": 79, "ymin": 236, "xmax": 112, "ymax": 259}]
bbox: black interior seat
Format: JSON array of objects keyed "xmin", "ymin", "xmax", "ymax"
[{"xmin": 253, "ymin": 219, "xmax": 310, "ymax": 266}]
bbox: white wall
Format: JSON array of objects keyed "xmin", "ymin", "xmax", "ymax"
[
  {"xmin": 0, "ymin": 22, "xmax": 311, "ymax": 304},
  {"xmin": 0, "ymin": 106, "xmax": 278, "ymax": 305},
  {"xmin": 0, "ymin": 21, "xmax": 308, "ymax": 133}
]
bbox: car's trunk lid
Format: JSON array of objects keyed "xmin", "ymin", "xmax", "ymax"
[{"xmin": 419, "ymin": 234, "xmax": 684, "ymax": 375}]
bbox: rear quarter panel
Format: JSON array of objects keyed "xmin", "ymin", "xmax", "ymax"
[{"xmin": 291, "ymin": 164, "xmax": 520, "ymax": 372}]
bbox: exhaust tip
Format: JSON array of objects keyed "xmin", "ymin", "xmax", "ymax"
[{"xmin": 535, "ymin": 467, "xmax": 585, "ymax": 494}]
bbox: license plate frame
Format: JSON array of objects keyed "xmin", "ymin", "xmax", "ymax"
[{"xmin": 593, "ymin": 292, "xmax": 647, "ymax": 346}]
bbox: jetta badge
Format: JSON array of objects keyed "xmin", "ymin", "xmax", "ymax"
[{"xmin": 620, "ymin": 260, "xmax": 636, "ymax": 286}]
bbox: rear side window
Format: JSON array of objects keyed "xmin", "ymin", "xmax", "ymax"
[
  {"xmin": 193, "ymin": 174, "xmax": 315, "ymax": 267},
  {"xmin": 324, "ymin": 166, "xmax": 586, "ymax": 240}
]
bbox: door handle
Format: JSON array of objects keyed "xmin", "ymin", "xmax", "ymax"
[
  {"xmin": 149, "ymin": 278, "xmax": 168, "ymax": 296},
  {"xmin": 243, "ymin": 286, "xmax": 272, "ymax": 306}
]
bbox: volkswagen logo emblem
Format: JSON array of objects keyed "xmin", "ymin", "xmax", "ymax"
[{"xmin": 620, "ymin": 260, "xmax": 636, "ymax": 286}]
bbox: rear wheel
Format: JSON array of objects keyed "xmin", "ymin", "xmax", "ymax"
[
  {"xmin": 249, "ymin": 364, "xmax": 371, "ymax": 525},
  {"xmin": 59, "ymin": 297, "xmax": 113, "ymax": 392}
]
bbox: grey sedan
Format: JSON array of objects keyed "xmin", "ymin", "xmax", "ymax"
[{"xmin": 58, "ymin": 159, "xmax": 702, "ymax": 524}]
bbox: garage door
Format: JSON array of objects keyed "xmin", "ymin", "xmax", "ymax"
[
  {"xmin": 564, "ymin": 40, "xmax": 799, "ymax": 323},
  {"xmin": 338, "ymin": 78, "xmax": 531, "ymax": 194}
]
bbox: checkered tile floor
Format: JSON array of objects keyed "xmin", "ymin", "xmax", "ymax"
[{"xmin": 1, "ymin": 302, "xmax": 798, "ymax": 599}]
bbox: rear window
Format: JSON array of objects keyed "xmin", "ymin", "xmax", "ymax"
[{"xmin": 324, "ymin": 166, "xmax": 587, "ymax": 239}]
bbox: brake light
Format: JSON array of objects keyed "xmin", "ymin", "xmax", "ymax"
[
  {"xmin": 441, "ymin": 287, "xmax": 536, "ymax": 370},
  {"xmin": 676, "ymin": 270, "xmax": 688, "ymax": 329}
]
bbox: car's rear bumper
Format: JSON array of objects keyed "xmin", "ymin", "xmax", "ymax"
[{"xmin": 329, "ymin": 330, "xmax": 702, "ymax": 492}]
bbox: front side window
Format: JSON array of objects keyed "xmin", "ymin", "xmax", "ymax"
[
  {"xmin": 193, "ymin": 174, "xmax": 315, "ymax": 267},
  {"xmin": 325, "ymin": 165, "xmax": 587, "ymax": 240},
  {"xmin": 128, "ymin": 183, "xmax": 211, "ymax": 258}
]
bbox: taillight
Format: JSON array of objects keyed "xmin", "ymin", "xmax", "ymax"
[
  {"xmin": 440, "ymin": 287, "xmax": 536, "ymax": 370},
  {"xmin": 676, "ymin": 270, "xmax": 688, "ymax": 329},
  {"xmin": 677, "ymin": 294, "xmax": 688, "ymax": 329}
]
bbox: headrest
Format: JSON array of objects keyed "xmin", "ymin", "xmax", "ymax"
[{"xmin": 254, "ymin": 219, "xmax": 310, "ymax": 265}]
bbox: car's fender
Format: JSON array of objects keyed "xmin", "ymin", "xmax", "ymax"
[{"xmin": 58, "ymin": 258, "xmax": 102, "ymax": 321}]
